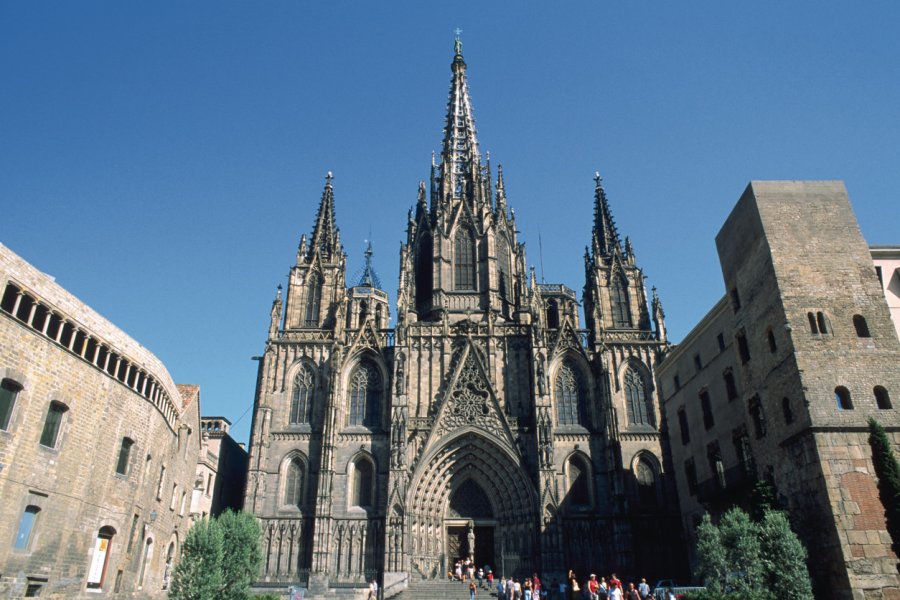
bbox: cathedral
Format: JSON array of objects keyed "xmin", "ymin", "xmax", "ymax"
[{"xmin": 244, "ymin": 38, "xmax": 684, "ymax": 593}]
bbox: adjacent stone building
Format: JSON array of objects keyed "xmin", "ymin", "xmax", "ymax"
[
  {"xmin": 191, "ymin": 413, "xmax": 249, "ymax": 519},
  {"xmin": 0, "ymin": 243, "xmax": 202, "ymax": 598},
  {"xmin": 657, "ymin": 181, "xmax": 900, "ymax": 600},
  {"xmin": 245, "ymin": 40, "xmax": 684, "ymax": 596},
  {"xmin": 872, "ymin": 246, "xmax": 900, "ymax": 339}
]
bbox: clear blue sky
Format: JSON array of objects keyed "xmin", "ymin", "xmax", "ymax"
[{"xmin": 3, "ymin": 2, "xmax": 899, "ymax": 445}]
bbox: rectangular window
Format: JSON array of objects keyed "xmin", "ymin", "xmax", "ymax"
[
  {"xmin": 678, "ymin": 407, "xmax": 690, "ymax": 445},
  {"xmin": 14, "ymin": 506, "xmax": 40, "ymax": 550},
  {"xmin": 126, "ymin": 514, "xmax": 139, "ymax": 554},
  {"xmin": 170, "ymin": 484, "xmax": 178, "ymax": 511},
  {"xmin": 1, "ymin": 379, "xmax": 21, "ymax": 430},
  {"xmin": 116, "ymin": 438, "xmax": 134, "ymax": 475},
  {"xmin": 723, "ymin": 370, "xmax": 738, "ymax": 401},
  {"xmin": 693, "ymin": 354, "xmax": 702, "ymax": 372},
  {"xmin": 685, "ymin": 459, "xmax": 697, "ymax": 495},
  {"xmin": 156, "ymin": 465, "xmax": 166, "ymax": 500},
  {"xmin": 749, "ymin": 395, "xmax": 767, "ymax": 439},
  {"xmin": 736, "ymin": 329, "xmax": 751, "ymax": 364},
  {"xmin": 717, "ymin": 333, "xmax": 725, "ymax": 352},
  {"xmin": 674, "ymin": 375, "xmax": 681, "ymax": 391},
  {"xmin": 700, "ymin": 390, "xmax": 714, "ymax": 430},
  {"xmin": 39, "ymin": 402, "xmax": 67, "ymax": 448},
  {"xmin": 707, "ymin": 441, "xmax": 725, "ymax": 490},
  {"xmin": 730, "ymin": 288, "xmax": 741, "ymax": 311}
]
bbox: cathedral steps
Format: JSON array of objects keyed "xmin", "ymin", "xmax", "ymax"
[{"xmin": 393, "ymin": 579, "xmax": 499, "ymax": 600}]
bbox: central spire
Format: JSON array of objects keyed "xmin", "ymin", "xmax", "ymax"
[
  {"xmin": 592, "ymin": 172, "xmax": 623, "ymax": 258},
  {"xmin": 438, "ymin": 32, "xmax": 484, "ymax": 205}
]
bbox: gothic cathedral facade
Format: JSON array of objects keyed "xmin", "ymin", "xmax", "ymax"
[{"xmin": 245, "ymin": 42, "xmax": 683, "ymax": 592}]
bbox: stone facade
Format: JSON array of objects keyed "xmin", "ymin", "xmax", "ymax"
[
  {"xmin": 245, "ymin": 42, "xmax": 684, "ymax": 596},
  {"xmin": 657, "ymin": 182, "xmax": 900, "ymax": 600},
  {"xmin": 872, "ymin": 246, "xmax": 900, "ymax": 340},
  {"xmin": 190, "ymin": 412, "xmax": 249, "ymax": 520},
  {"xmin": 0, "ymin": 243, "xmax": 202, "ymax": 598}
]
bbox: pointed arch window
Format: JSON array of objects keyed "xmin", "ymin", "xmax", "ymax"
[
  {"xmin": 635, "ymin": 457, "xmax": 658, "ymax": 510},
  {"xmin": 625, "ymin": 367, "xmax": 653, "ymax": 427},
  {"xmin": 352, "ymin": 457, "xmax": 375, "ymax": 508},
  {"xmin": 283, "ymin": 457, "xmax": 304, "ymax": 508},
  {"xmin": 567, "ymin": 455, "xmax": 591, "ymax": 508},
  {"xmin": 611, "ymin": 275, "xmax": 631, "ymax": 327},
  {"xmin": 555, "ymin": 360, "xmax": 584, "ymax": 426},
  {"xmin": 497, "ymin": 238, "xmax": 511, "ymax": 304},
  {"xmin": 348, "ymin": 361, "xmax": 381, "ymax": 428},
  {"xmin": 304, "ymin": 272, "xmax": 322, "ymax": 327},
  {"xmin": 290, "ymin": 365, "xmax": 315, "ymax": 425},
  {"xmin": 454, "ymin": 228, "xmax": 477, "ymax": 290}
]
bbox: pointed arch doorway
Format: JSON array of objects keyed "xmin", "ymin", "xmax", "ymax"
[{"xmin": 445, "ymin": 479, "xmax": 496, "ymax": 569}]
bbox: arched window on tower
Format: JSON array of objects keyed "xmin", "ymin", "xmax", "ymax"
[
  {"xmin": 625, "ymin": 367, "xmax": 653, "ymax": 427},
  {"xmin": 290, "ymin": 365, "xmax": 314, "ymax": 425},
  {"xmin": 454, "ymin": 228, "xmax": 477, "ymax": 290},
  {"xmin": 546, "ymin": 299, "xmax": 560, "ymax": 329},
  {"xmin": 283, "ymin": 456, "xmax": 304, "ymax": 508},
  {"xmin": 635, "ymin": 457, "xmax": 658, "ymax": 510},
  {"xmin": 305, "ymin": 272, "xmax": 322, "ymax": 327},
  {"xmin": 348, "ymin": 361, "xmax": 381, "ymax": 428},
  {"xmin": 611, "ymin": 275, "xmax": 631, "ymax": 327},
  {"xmin": 555, "ymin": 360, "xmax": 585, "ymax": 426}
]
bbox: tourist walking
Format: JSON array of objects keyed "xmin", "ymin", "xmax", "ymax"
[
  {"xmin": 470, "ymin": 580, "xmax": 477, "ymax": 600},
  {"xmin": 637, "ymin": 578, "xmax": 649, "ymax": 600}
]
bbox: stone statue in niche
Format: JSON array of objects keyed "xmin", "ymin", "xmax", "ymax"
[
  {"xmin": 536, "ymin": 355, "xmax": 547, "ymax": 396},
  {"xmin": 467, "ymin": 523, "xmax": 475, "ymax": 559}
]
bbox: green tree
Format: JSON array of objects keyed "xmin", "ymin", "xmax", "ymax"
[
  {"xmin": 218, "ymin": 510, "xmax": 263, "ymax": 600},
  {"xmin": 169, "ymin": 517, "xmax": 224, "ymax": 600},
  {"xmin": 758, "ymin": 510, "xmax": 813, "ymax": 600},
  {"xmin": 696, "ymin": 514, "xmax": 727, "ymax": 594},
  {"xmin": 868, "ymin": 418, "xmax": 900, "ymax": 551},
  {"xmin": 749, "ymin": 480, "xmax": 776, "ymax": 522},
  {"xmin": 718, "ymin": 507, "xmax": 763, "ymax": 595}
]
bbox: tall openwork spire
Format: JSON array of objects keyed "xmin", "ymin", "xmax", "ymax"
[
  {"xmin": 438, "ymin": 31, "xmax": 483, "ymax": 204},
  {"xmin": 591, "ymin": 172, "xmax": 623, "ymax": 258},
  {"xmin": 307, "ymin": 171, "xmax": 342, "ymax": 261}
]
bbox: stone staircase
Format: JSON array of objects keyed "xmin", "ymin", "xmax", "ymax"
[{"xmin": 393, "ymin": 579, "xmax": 497, "ymax": 600}]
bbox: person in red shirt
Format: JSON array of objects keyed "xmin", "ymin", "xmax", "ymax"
[
  {"xmin": 609, "ymin": 574, "xmax": 621, "ymax": 591},
  {"xmin": 588, "ymin": 574, "xmax": 600, "ymax": 600},
  {"xmin": 532, "ymin": 573, "xmax": 541, "ymax": 595}
]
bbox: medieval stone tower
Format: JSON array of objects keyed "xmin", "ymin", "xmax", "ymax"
[{"xmin": 244, "ymin": 39, "xmax": 684, "ymax": 594}]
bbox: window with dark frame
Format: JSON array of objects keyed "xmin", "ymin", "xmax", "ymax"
[
  {"xmin": 116, "ymin": 438, "xmax": 134, "ymax": 475},
  {"xmin": 0, "ymin": 378, "xmax": 21, "ymax": 431},
  {"xmin": 39, "ymin": 401, "xmax": 67, "ymax": 448}
]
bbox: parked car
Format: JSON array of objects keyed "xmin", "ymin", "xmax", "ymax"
[{"xmin": 652, "ymin": 579, "xmax": 706, "ymax": 599}]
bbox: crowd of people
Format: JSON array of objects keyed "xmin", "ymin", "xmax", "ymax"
[{"xmin": 449, "ymin": 562, "xmax": 676, "ymax": 600}]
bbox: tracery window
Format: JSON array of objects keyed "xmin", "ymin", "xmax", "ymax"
[
  {"xmin": 454, "ymin": 228, "xmax": 476, "ymax": 290},
  {"xmin": 611, "ymin": 275, "xmax": 631, "ymax": 327},
  {"xmin": 625, "ymin": 367, "xmax": 653, "ymax": 427},
  {"xmin": 348, "ymin": 361, "xmax": 381, "ymax": 428},
  {"xmin": 283, "ymin": 457, "xmax": 304, "ymax": 508},
  {"xmin": 304, "ymin": 272, "xmax": 322, "ymax": 327},
  {"xmin": 555, "ymin": 361, "xmax": 584, "ymax": 426},
  {"xmin": 290, "ymin": 365, "xmax": 315, "ymax": 425}
]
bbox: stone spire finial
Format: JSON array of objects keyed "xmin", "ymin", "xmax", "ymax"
[
  {"xmin": 591, "ymin": 171, "xmax": 623, "ymax": 258},
  {"xmin": 307, "ymin": 172, "xmax": 342, "ymax": 261}
]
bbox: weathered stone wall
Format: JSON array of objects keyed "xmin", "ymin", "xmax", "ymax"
[
  {"xmin": 659, "ymin": 181, "xmax": 900, "ymax": 600},
  {"xmin": 0, "ymin": 244, "xmax": 199, "ymax": 599}
]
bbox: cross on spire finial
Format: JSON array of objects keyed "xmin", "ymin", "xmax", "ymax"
[
  {"xmin": 454, "ymin": 28, "xmax": 463, "ymax": 56},
  {"xmin": 594, "ymin": 171, "xmax": 602, "ymax": 184}
]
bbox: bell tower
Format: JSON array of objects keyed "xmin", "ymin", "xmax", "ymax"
[{"xmin": 282, "ymin": 172, "xmax": 347, "ymax": 331}]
